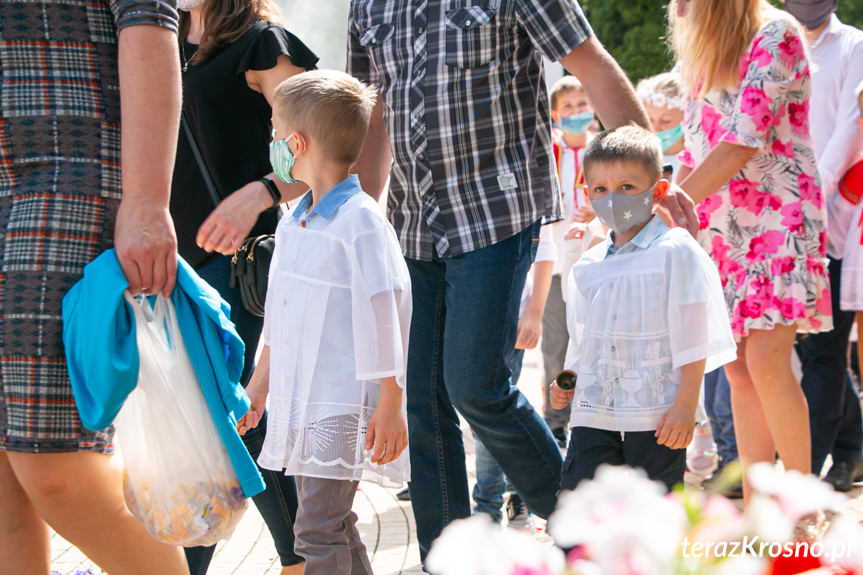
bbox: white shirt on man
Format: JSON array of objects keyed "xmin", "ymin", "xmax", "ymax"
[
  {"xmin": 564, "ymin": 216, "xmax": 736, "ymax": 432},
  {"xmin": 808, "ymin": 14, "xmax": 863, "ymax": 259}
]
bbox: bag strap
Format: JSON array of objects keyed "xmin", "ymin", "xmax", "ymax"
[{"xmin": 181, "ymin": 112, "xmax": 221, "ymax": 209}]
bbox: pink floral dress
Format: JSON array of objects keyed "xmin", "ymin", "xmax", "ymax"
[{"xmin": 681, "ymin": 16, "xmax": 832, "ymax": 339}]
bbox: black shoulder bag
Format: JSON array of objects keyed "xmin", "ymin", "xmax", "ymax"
[{"xmin": 181, "ymin": 113, "xmax": 275, "ymax": 317}]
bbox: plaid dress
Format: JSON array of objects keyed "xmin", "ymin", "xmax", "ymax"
[{"xmin": 0, "ymin": 0, "xmax": 178, "ymax": 453}]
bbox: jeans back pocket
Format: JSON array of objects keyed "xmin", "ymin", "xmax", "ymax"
[{"xmin": 444, "ymin": 5, "xmax": 498, "ymax": 68}]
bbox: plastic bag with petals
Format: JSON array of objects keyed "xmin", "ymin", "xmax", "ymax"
[{"xmin": 114, "ymin": 294, "xmax": 247, "ymax": 547}]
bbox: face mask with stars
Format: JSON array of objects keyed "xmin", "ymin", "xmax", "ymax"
[{"xmin": 590, "ymin": 183, "xmax": 655, "ymax": 235}]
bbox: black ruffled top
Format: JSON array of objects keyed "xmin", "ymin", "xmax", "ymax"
[{"xmin": 172, "ymin": 21, "xmax": 318, "ymax": 267}]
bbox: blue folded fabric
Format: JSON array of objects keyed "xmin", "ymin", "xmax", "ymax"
[{"xmin": 62, "ymin": 250, "xmax": 265, "ymax": 497}]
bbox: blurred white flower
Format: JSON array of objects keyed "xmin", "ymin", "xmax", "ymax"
[
  {"xmin": 426, "ymin": 515, "xmax": 564, "ymax": 575},
  {"xmin": 820, "ymin": 514, "xmax": 863, "ymax": 569},
  {"xmin": 747, "ymin": 463, "xmax": 845, "ymax": 521},
  {"xmin": 745, "ymin": 495, "xmax": 794, "ymax": 543},
  {"xmin": 704, "ymin": 554, "xmax": 768, "ymax": 575},
  {"xmin": 548, "ymin": 465, "xmax": 687, "ymax": 575}
]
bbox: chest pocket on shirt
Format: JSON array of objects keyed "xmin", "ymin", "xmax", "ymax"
[
  {"xmin": 360, "ymin": 23, "xmax": 395, "ymax": 48},
  {"xmin": 445, "ymin": 5, "xmax": 498, "ymax": 68}
]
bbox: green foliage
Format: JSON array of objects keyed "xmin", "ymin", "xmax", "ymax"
[
  {"xmin": 581, "ymin": 0, "xmax": 674, "ymax": 84},
  {"xmin": 583, "ymin": 0, "xmax": 863, "ymax": 85},
  {"xmin": 837, "ymin": 0, "xmax": 863, "ymax": 29}
]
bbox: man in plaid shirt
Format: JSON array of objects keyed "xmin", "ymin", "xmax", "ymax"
[{"xmin": 348, "ymin": 0, "xmax": 662, "ymax": 558}]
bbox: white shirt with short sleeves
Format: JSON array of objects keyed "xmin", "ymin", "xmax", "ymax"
[
  {"xmin": 564, "ymin": 216, "xmax": 736, "ymax": 432},
  {"xmin": 808, "ymin": 14, "xmax": 863, "ymax": 259},
  {"xmin": 259, "ymin": 176, "xmax": 411, "ymax": 486}
]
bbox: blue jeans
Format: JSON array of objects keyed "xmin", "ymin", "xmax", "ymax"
[
  {"xmin": 472, "ymin": 349, "xmax": 524, "ymax": 521},
  {"xmin": 797, "ymin": 256, "xmax": 862, "ymax": 473},
  {"xmin": 702, "ymin": 367, "xmax": 738, "ymax": 466},
  {"xmin": 185, "ymin": 255, "xmax": 302, "ymax": 573},
  {"xmin": 405, "ymin": 223, "xmax": 562, "ymax": 560}
]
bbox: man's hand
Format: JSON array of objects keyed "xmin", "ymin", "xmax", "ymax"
[
  {"xmin": 550, "ymin": 380, "xmax": 574, "ymax": 410},
  {"xmin": 659, "ymin": 183, "xmax": 699, "ymax": 236},
  {"xmin": 115, "ymin": 198, "xmax": 177, "ymax": 297},
  {"xmin": 654, "ymin": 400, "xmax": 696, "ymax": 449}
]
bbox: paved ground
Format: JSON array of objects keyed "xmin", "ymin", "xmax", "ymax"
[{"xmin": 49, "ymin": 346, "xmax": 863, "ymax": 574}]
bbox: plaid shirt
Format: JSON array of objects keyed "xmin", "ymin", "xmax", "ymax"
[{"xmin": 348, "ymin": 0, "xmax": 592, "ymax": 261}]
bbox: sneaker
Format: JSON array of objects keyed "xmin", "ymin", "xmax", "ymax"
[
  {"xmin": 396, "ymin": 486, "xmax": 411, "ymax": 501},
  {"xmin": 505, "ymin": 494, "xmax": 535, "ymax": 532}
]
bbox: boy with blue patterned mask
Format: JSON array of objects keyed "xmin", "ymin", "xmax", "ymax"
[
  {"xmin": 551, "ymin": 76, "xmax": 595, "ymax": 140},
  {"xmin": 637, "ymin": 72, "xmax": 686, "ymax": 180}
]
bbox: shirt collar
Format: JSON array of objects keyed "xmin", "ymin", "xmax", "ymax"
[
  {"xmin": 812, "ymin": 14, "xmax": 841, "ymax": 49},
  {"xmin": 603, "ymin": 214, "xmax": 668, "ymax": 257},
  {"xmin": 290, "ymin": 175, "xmax": 363, "ymax": 222}
]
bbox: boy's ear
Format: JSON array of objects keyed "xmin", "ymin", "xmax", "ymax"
[
  {"xmin": 291, "ymin": 131, "xmax": 308, "ymax": 155},
  {"xmin": 550, "ymin": 110, "xmax": 559, "ymax": 123},
  {"xmin": 654, "ymin": 179, "xmax": 670, "ymax": 200},
  {"xmin": 858, "ymin": 118, "xmax": 863, "ymax": 131}
]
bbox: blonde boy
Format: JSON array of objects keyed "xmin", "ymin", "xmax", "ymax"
[
  {"xmin": 238, "ymin": 70, "xmax": 410, "ymax": 575},
  {"xmin": 550, "ymin": 126, "xmax": 735, "ymax": 492}
]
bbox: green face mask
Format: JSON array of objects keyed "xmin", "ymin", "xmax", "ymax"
[
  {"xmin": 656, "ymin": 123, "xmax": 684, "ymax": 153},
  {"xmin": 270, "ymin": 134, "xmax": 300, "ymax": 184}
]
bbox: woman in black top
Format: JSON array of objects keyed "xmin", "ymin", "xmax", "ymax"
[{"xmin": 173, "ymin": 0, "xmax": 317, "ymax": 573}]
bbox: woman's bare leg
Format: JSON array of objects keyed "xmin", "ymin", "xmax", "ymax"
[
  {"xmin": 745, "ymin": 324, "xmax": 810, "ymax": 475},
  {"xmin": 724, "ymin": 337, "xmax": 776, "ymax": 502},
  {"xmin": 8, "ymin": 451, "xmax": 188, "ymax": 575},
  {"xmin": 0, "ymin": 452, "xmax": 50, "ymax": 574}
]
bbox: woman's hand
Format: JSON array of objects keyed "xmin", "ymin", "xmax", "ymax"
[
  {"xmin": 115, "ymin": 198, "xmax": 178, "ymax": 297},
  {"xmin": 196, "ymin": 180, "xmax": 272, "ymax": 254}
]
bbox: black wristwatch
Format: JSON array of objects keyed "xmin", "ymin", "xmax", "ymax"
[{"xmin": 259, "ymin": 177, "xmax": 282, "ymax": 207}]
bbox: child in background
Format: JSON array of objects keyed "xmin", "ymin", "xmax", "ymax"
[
  {"xmin": 238, "ymin": 70, "xmax": 410, "ymax": 574},
  {"xmin": 472, "ymin": 223, "xmax": 556, "ymax": 531},
  {"xmin": 636, "ymin": 72, "xmax": 687, "ymax": 181},
  {"xmin": 551, "ymin": 126, "xmax": 736, "ymax": 492},
  {"xmin": 542, "ymin": 76, "xmax": 605, "ymax": 447}
]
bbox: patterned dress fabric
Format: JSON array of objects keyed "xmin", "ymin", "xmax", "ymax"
[
  {"xmin": 682, "ymin": 17, "xmax": 832, "ymax": 339},
  {"xmin": 0, "ymin": 0, "xmax": 178, "ymax": 453}
]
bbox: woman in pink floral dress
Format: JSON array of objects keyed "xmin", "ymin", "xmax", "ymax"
[{"xmin": 670, "ymin": 0, "xmax": 831, "ymax": 499}]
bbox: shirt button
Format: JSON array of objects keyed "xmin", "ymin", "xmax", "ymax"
[
  {"xmin": 615, "ymin": 377, "xmax": 620, "ymax": 383},
  {"xmin": 610, "ymin": 345, "xmax": 616, "ymax": 352},
  {"xmin": 465, "ymin": 19, "xmax": 472, "ymax": 26},
  {"xmin": 417, "ymin": 26, "xmax": 425, "ymax": 34},
  {"xmin": 417, "ymin": 152, "xmax": 425, "ymax": 160},
  {"xmin": 301, "ymin": 221, "xmax": 307, "ymax": 228}
]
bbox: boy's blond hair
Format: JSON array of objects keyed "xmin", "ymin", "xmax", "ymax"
[
  {"xmin": 550, "ymin": 75, "xmax": 586, "ymax": 111},
  {"xmin": 583, "ymin": 125, "xmax": 663, "ymax": 182},
  {"xmin": 273, "ymin": 70, "xmax": 376, "ymax": 165},
  {"xmin": 636, "ymin": 72, "xmax": 684, "ymax": 111}
]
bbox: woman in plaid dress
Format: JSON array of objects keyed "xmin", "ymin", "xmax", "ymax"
[{"xmin": 0, "ymin": 0, "xmax": 188, "ymax": 571}]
